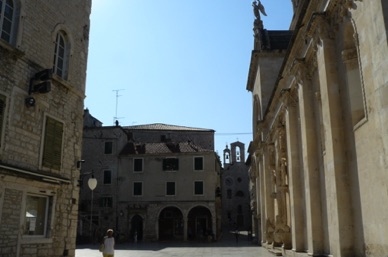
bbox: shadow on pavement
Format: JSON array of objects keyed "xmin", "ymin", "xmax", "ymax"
[{"xmin": 77, "ymin": 230, "xmax": 259, "ymax": 251}]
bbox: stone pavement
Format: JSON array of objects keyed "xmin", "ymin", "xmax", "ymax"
[{"xmin": 76, "ymin": 231, "xmax": 276, "ymax": 257}]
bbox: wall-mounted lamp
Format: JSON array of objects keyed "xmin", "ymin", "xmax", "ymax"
[{"xmin": 25, "ymin": 96, "xmax": 36, "ymax": 107}]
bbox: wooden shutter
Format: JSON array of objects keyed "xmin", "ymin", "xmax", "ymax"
[
  {"xmin": 0, "ymin": 94, "xmax": 6, "ymax": 146},
  {"xmin": 42, "ymin": 117, "xmax": 63, "ymax": 170}
]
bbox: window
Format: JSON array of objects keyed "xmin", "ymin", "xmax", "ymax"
[
  {"xmin": 99, "ymin": 197, "xmax": 112, "ymax": 208},
  {"xmin": 104, "ymin": 141, "xmax": 113, "ymax": 154},
  {"xmin": 194, "ymin": 156, "xmax": 203, "ymax": 171},
  {"xmin": 227, "ymin": 189, "xmax": 232, "ymax": 199},
  {"xmin": 0, "ymin": 0, "xmax": 14, "ymax": 43},
  {"xmin": 42, "ymin": 117, "xmax": 63, "ymax": 170},
  {"xmin": 163, "ymin": 158, "xmax": 179, "ymax": 171},
  {"xmin": 53, "ymin": 31, "xmax": 69, "ymax": 79},
  {"xmin": 166, "ymin": 182, "xmax": 175, "ymax": 196},
  {"xmin": 194, "ymin": 181, "xmax": 203, "ymax": 195},
  {"xmin": 134, "ymin": 158, "xmax": 143, "ymax": 172},
  {"xmin": 236, "ymin": 191, "xmax": 244, "ymax": 197},
  {"xmin": 236, "ymin": 146, "xmax": 241, "ymax": 162},
  {"xmin": 103, "ymin": 170, "xmax": 111, "ymax": 184},
  {"xmin": 133, "ymin": 182, "xmax": 142, "ymax": 196},
  {"xmin": 24, "ymin": 195, "xmax": 50, "ymax": 236},
  {"xmin": 0, "ymin": 94, "xmax": 6, "ymax": 147}
]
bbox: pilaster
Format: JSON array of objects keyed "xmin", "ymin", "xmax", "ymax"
[
  {"xmin": 309, "ymin": 13, "xmax": 354, "ymax": 257},
  {"xmin": 281, "ymin": 87, "xmax": 306, "ymax": 252},
  {"xmin": 293, "ymin": 58, "xmax": 325, "ymax": 255}
]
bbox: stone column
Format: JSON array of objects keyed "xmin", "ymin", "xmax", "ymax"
[
  {"xmin": 183, "ymin": 216, "xmax": 188, "ymax": 241},
  {"xmin": 282, "ymin": 88, "xmax": 305, "ymax": 252},
  {"xmin": 310, "ymin": 13, "xmax": 354, "ymax": 257}
]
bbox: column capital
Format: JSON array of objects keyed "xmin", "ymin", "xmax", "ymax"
[{"xmin": 306, "ymin": 12, "xmax": 334, "ymax": 45}]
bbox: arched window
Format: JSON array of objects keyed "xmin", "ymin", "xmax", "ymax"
[
  {"xmin": 235, "ymin": 190, "xmax": 244, "ymax": 197},
  {"xmin": 236, "ymin": 146, "xmax": 241, "ymax": 162},
  {"xmin": 224, "ymin": 152, "xmax": 230, "ymax": 164},
  {"xmin": 0, "ymin": 0, "xmax": 14, "ymax": 43},
  {"xmin": 53, "ymin": 31, "xmax": 69, "ymax": 79},
  {"xmin": 341, "ymin": 22, "xmax": 366, "ymax": 127}
]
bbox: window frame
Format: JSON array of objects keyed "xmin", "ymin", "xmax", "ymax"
[
  {"xmin": 103, "ymin": 170, "xmax": 112, "ymax": 185},
  {"xmin": 194, "ymin": 181, "xmax": 204, "ymax": 196},
  {"xmin": 0, "ymin": 0, "xmax": 15, "ymax": 44},
  {"xmin": 133, "ymin": 158, "xmax": 143, "ymax": 172},
  {"xmin": 0, "ymin": 93, "xmax": 7, "ymax": 149},
  {"xmin": 99, "ymin": 196, "xmax": 113, "ymax": 208},
  {"xmin": 193, "ymin": 156, "xmax": 204, "ymax": 171},
  {"xmin": 23, "ymin": 194, "xmax": 51, "ymax": 237},
  {"xmin": 166, "ymin": 181, "xmax": 176, "ymax": 196},
  {"xmin": 52, "ymin": 31, "xmax": 69, "ymax": 79},
  {"xmin": 104, "ymin": 141, "xmax": 113, "ymax": 155},
  {"xmin": 41, "ymin": 116, "xmax": 64, "ymax": 171},
  {"xmin": 162, "ymin": 157, "xmax": 179, "ymax": 171},
  {"xmin": 133, "ymin": 181, "xmax": 143, "ymax": 196}
]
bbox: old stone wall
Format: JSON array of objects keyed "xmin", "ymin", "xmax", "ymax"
[{"xmin": 0, "ymin": 0, "xmax": 91, "ymax": 256}]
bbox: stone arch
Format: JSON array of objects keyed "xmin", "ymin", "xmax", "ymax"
[
  {"xmin": 187, "ymin": 206, "xmax": 213, "ymax": 241},
  {"xmin": 129, "ymin": 214, "xmax": 143, "ymax": 242},
  {"xmin": 339, "ymin": 17, "xmax": 367, "ymax": 127},
  {"xmin": 51, "ymin": 23, "xmax": 74, "ymax": 56},
  {"xmin": 158, "ymin": 206, "xmax": 184, "ymax": 241}
]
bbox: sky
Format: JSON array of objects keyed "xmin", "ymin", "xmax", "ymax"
[{"xmin": 84, "ymin": 0, "xmax": 293, "ymax": 162}]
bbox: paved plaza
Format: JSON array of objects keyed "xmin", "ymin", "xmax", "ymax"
[{"xmin": 76, "ymin": 232, "xmax": 276, "ymax": 257}]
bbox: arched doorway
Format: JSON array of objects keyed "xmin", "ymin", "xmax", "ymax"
[
  {"xmin": 158, "ymin": 207, "xmax": 183, "ymax": 241},
  {"xmin": 130, "ymin": 215, "xmax": 143, "ymax": 242},
  {"xmin": 187, "ymin": 206, "xmax": 212, "ymax": 241}
]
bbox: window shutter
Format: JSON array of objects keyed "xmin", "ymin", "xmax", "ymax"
[
  {"xmin": 0, "ymin": 94, "xmax": 6, "ymax": 146},
  {"xmin": 42, "ymin": 117, "xmax": 63, "ymax": 170}
]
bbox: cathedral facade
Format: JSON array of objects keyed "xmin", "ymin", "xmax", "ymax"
[{"xmin": 247, "ymin": 1, "xmax": 388, "ymax": 256}]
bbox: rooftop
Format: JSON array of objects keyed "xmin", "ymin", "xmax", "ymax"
[
  {"xmin": 120, "ymin": 141, "xmax": 210, "ymax": 155},
  {"xmin": 123, "ymin": 123, "xmax": 214, "ymax": 132}
]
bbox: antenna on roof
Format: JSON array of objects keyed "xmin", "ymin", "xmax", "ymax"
[{"xmin": 113, "ymin": 89, "xmax": 125, "ymax": 125}]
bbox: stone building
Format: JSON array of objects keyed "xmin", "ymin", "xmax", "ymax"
[
  {"xmin": 79, "ymin": 112, "xmax": 222, "ymax": 242},
  {"xmin": 247, "ymin": 0, "xmax": 388, "ymax": 256},
  {"xmin": 0, "ymin": 1, "xmax": 91, "ymax": 257},
  {"xmin": 221, "ymin": 142, "xmax": 251, "ymax": 232}
]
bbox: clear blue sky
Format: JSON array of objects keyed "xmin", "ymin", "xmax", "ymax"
[{"xmin": 85, "ymin": 0, "xmax": 293, "ymax": 160}]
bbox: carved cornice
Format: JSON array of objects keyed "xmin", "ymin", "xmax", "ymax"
[{"xmin": 307, "ymin": 12, "xmax": 335, "ymax": 44}]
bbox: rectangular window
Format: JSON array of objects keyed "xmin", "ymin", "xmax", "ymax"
[
  {"xmin": 24, "ymin": 195, "xmax": 49, "ymax": 236},
  {"xmin": 163, "ymin": 158, "xmax": 179, "ymax": 171},
  {"xmin": 42, "ymin": 117, "xmax": 63, "ymax": 170},
  {"xmin": 0, "ymin": 94, "xmax": 6, "ymax": 147},
  {"xmin": 194, "ymin": 156, "xmax": 204, "ymax": 171},
  {"xmin": 103, "ymin": 170, "xmax": 111, "ymax": 184},
  {"xmin": 0, "ymin": 0, "xmax": 14, "ymax": 43},
  {"xmin": 166, "ymin": 182, "xmax": 175, "ymax": 196},
  {"xmin": 194, "ymin": 181, "xmax": 204, "ymax": 195},
  {"xmin": 104, "ymin": 141, "xmax": 113, "ymax": 154},
  {"xmin": 99, "ymin": 197, "xmax": 112, "ymax": 208},
  {"xmin": 133, "ymin": 182, "xmax": 143, "ymax": 196},
  {"xmin": 134, "ymin": 158, "xmax": 143, "ymax": 172},
  {"xmin": 227, "ymin": 189, "xmax": 232, "ymax": 199}
]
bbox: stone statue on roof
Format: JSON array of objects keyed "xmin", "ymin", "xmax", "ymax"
[{"xmin": 253, "ymin": 0, "xmax": 267, "ymax": 18}]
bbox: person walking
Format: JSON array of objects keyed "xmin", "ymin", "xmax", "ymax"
[{"xmin": 102, "ymin": 229, "xmax": 115, "ymax": 257}]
